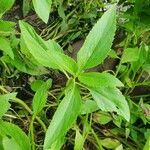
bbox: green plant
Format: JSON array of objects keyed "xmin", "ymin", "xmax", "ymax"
[
  {"xmin": 17, "ymin": 5, "xmax": 129, "ymax": 149},
  {"xmin": 0, "ymin": 0, "xmax": 52, "ymax": 23}
]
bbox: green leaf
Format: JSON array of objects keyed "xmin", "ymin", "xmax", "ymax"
[
  {"xmin": 143, "ymin": 64, "xmax": 150, "ymax": 75},
  {"xmin": 0, "ymin": 20, "xmax": 15, "ymax": 36},
  {"xmin": 93, "ymin": 111, "xmax": 112, "ymax": 125},
  {"xmin": 0, "ymin": 93, "xmax": 16, "ymax": 119},
  {"xmin": 78, "ymin": 72, "xmax": 123, "ymax": 88},
  {"xmin": 109, "ymin": 49, "xmax": 119, "ymax": 58},
  {"xmin": 131, "ymin": 44, "xmax": 148, "ymax": 73},
  {"xmin": 32, "ymin": 79, "xmax": 52, "ymax": 116},
  {"xmin": 23, "ymin": 0, "xmax": 31, "ymax": 17},
  {"xmin": 31, "ymin": 80, "xmax": 45, "ymax": 92},
  {"xmin": 101, "ymin": 138, "xmax": 120, "ymax": 149},
  {"xmin": 74, "ymin": 129, "xmax": 84, "ymax": 150},
  {"xmin": 0, "ymin": 121, "xmax": 31, "ymax": 150},
  {"xmin": 144, "ymin": 136, "xmax": 150, "ymax": 150},
  {"xmin": 48, "ymin": 137, "xmax": 65, "ymax": 150},
  {"xmin": 44, "ymin": 82, "xmax": 81, "ymax": 149},
  {"xmin": 122, "ymin": 47, "xmax": 139, "ymax": 63},
  {"xmin": 77, "ymin": 5, "xmax": 116, "ymax": 71},
  {"xmin": 90, "ymin": 87, "xmax": 130, "ymax": 121},
  {"xmin": 32, "ymin": 0, "xmax": 52, "ymax": 23},
  {"xmin": 2, "ymin": 136, "xmax": 20, "ymax": 150},
  {"xmin": 0, "ymin": 135, "xmax": 4, "ymax": 150},
  {"xmin": 0, "ymin": 0, "xmax": 15, "ymax": 17},
  {"xmin": 0, "ymin": 37, "xmax": 14, "ymax": 59},
  {"xmin": 19, "ymin": 21, "xmax": 77, "ymax": 75},
  {"xmin": 81, "ymin": 99, "xmax": 99, "ymax": 115}
]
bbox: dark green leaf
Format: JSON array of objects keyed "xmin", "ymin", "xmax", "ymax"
[{"xmin": 23, "ymin": 0, "xmax": 31, "ymax": 17}]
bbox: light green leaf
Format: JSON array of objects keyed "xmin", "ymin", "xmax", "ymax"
[
  {"xmin": 144, "ymin": 136, "xmax": 150, "ymax": 150},
  {"xmin": 48, "ymin": 137, "xmax": 65, "ymax": 150},
  {"xmin": 93, "ymin": 111, "xmax": 112, "ymax": 125},
  {"xmin": 122, "ymin": 47, "xmax": 139, "ymax": 63},
  {"xmin": 0, "ymin": 37, "xmax": 14, "ymax": 59},
  {"xmin": 143, "ymin": 64, "xmax": 150, "ymax": 75},
  {"xmin": 0, "ymin": 0, "xmax": 15, "ymax": 17},
  {"xmin": 0, "ymin": 121, "xmax": 31, "ymax": 150},
  {"xmin": 19, "ymin": 21, "xmax": 77, "ymax": 75},
  {"xmin": 90, "ymin": 87, "xmax": 130, "ymax": 121},
  {"xmin": 32, "ymin": 0, "xmax": 52, "ymax": 23},
  {"xmin": 2, "ymin": 136, "xmax": 20, "ymax": 150},
  {"xmin": 78, "ymin": 72, "xmax": 123, "ymax": 88},
  {"xmin": 101, "ymin": 138, "xmax": 120, "ymax": 149},
  {"xmin": 32, "ymin": 79, "xmax": 52, "ymax": 116},
  {"xmin": 0, "ymin": 20, "xmax": 15, "ymax": 36},
  {"xmin": 77, "ymin": 5, "xmax": 116, "ymax": 71},
  {"xmin": 109, "ymin": 49, "xmax": 119, "ymax": 58},
  {"xmin": 74, "ymin": 129, "xmax": 84, "ymax": 150},
  {"xmin": 2, "ymin": 52, "xmax": 48, "ymax": 76},
  {"xmin": 44, "ymin": 82, "xmax": 81, "ymax": 149},
  {"xmin": 81, "ymin": 99, "xmax": 99, "ymax": 115},
  {"xmin": 0, "ymin": 135, "xmax": 4, "ymax": 150},
  {"xmin": 0, "ymin": 93, "xmax": 16, "ymax": 119},
  {"xmin": 31, "ymin": 80, "xmax": 45, "ymax": 92}
]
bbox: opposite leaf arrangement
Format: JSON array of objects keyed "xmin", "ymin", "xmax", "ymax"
[{"xmin": 0, "ymin": 5, "xmax": 130, "ymax": 150}]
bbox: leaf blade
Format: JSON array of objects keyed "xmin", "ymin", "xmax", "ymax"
[
  {"xmin": 77, "ymin": 5, "xmax": 116, "ymax": 71},
  {"xmin": 32, "ymin": 0, "xmax": 52, "ymax": 23},
  {"xmin": 0, "ymin": 37, "xmax": 14, "ymax": 59},
  {"xmin": 78, "ymin": 72, "xmax": 123, "ymax": 88},
  {"xmin": 44, "ymin": 82, "xmax": 81, "ymax": 149},
  {"xmin": 32, "ymin": 79, "xmax": 52, "ymax": 116},
  {"xmin": 0, "ymin": 93, "xmax": 16, "ymax": 119},
  {"xmin": 90, "ymin": 87, "xmax": 130, "ymax": 121},
  {"xmin": 19, "ymin": 21, "xmax": 78, "ymax": 75},
  {"xmin": 0, "ymin": 121, "xmax": 31, "ymax": 150}
]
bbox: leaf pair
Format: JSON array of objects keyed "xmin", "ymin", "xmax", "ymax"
[{"xmin": 19, "ymin": 5, "xmax": 117, "ymax": 76}]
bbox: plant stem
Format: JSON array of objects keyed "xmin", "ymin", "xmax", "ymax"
[
  {"xmin": 13, "ymin": 98, "xmax": 47, "ymax": 132},
  {"xmin": 29, "ymin": 116, "xmax": 36, "ymax": 150},
  {"xmin": 91, "ymin": 129, "xmax": 103, "ymax": 150}
]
